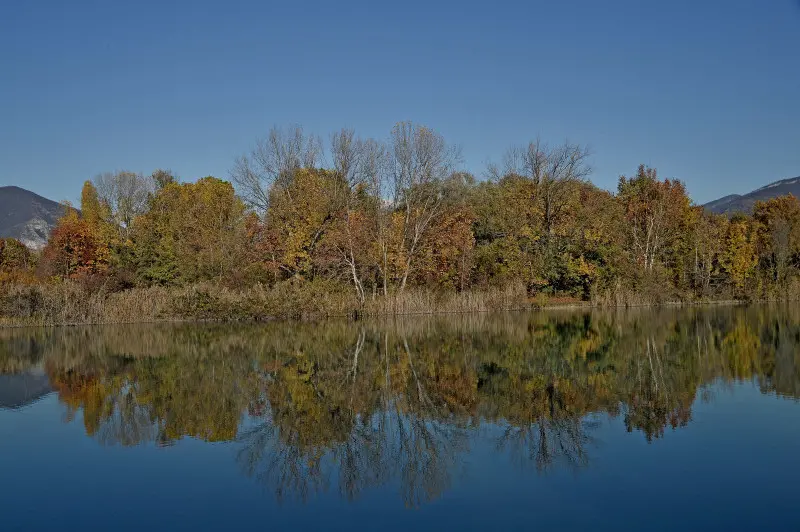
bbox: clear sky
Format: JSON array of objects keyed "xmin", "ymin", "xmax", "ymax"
[{"xmin": 1, "ymin": 0, "xmax": 798, "ymax": 205}]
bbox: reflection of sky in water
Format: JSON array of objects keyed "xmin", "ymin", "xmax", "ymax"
[{"xmin": 2, "ymin": 382, "xmax": 799, "ymax": 531}]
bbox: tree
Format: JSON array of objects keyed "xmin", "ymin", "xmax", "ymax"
[
  {"xmin": 720, "ymin": 217, "xmax": 757, "ymax": 294},
  {"xmin": 133, "ymin": 177, "xmax": 254, "ymax": 285},
  {"xmin": 0, "ymin": 238, "xmax": 34, "ymax": 283},
  {"xmin": 753, "ymin": 195, "xmax": 800, "ymax": 287},
  {"xmin": 689, "ymin": 210, "xmax": 727, "ymax": 296},
  {"xmin": 494, "ymin": 139, "xmax": 591, "ymax": 236},
  {"xmin": 388, "ymin": 121, "xmax": 461, "ymax": 293},
  {"xmin": 259, "ymin": 168, "xmax": 344, "ymax": 280},
  {"xmin": 471, "ymin": 174, "xmax": 540, "ymax": 289},
  {"xmin": 39, "ymin": 204, "xmax": 111, "ymax": 279},
  {"xmin": 360, "ymin": 138, "xmax": 391, "ymax": 296},
  {"xmin": 81, "ymin": 180, "xmax": 105, "ymax": 226},
  {"xmin": 407, "ymin": 195, "xmax": 475, "ymax": 290},
  {"xmin": 151, "ymin": 169, "xmax": 177, "ymax": 190},
  {"xmin": 617, "ymin": 165, "xmax": 691, "ymax": 274},
  {"xmin": 565, "ymin": 183, "xmax": 626, "ymax": 298},
  {"xmin": 231, "ymin": 125, "xmax": 323, "ymax": 215},
  {"xmin": 330, "ymin": 128, "xmax": 369, "ymax": 303},
  {"xmin": 80, "ymin": 181, "xmax": 117, "ymax": 242},
  {"xmin": 94, "ymin": 171, "xmax": 154, "ymax": 240}
]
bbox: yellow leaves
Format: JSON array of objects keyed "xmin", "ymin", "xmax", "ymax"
[
  {"xmin": 264, "ymin": 168, "xmax": 343, "ymax": 278},
  {"xmin": 0, "ymin": 238, "xmax": 34, "ymax": 284},
  {"xmin": 80, "ymin": 181, "xmax": 111, "ymax": 227},
  {"xmin": 575, "ymin": 255, "xmax": 596, "ymax": 278},
  {"xmin": 572, "ymin": 334, "xmax": 602, "ymax": 361},
  {"xmin": 721, "ymin": 220, "xmax": 757, "ymax": 291},
  {"xmin": 721, "ymin": 318, "xmax": 761, "ymax": 378},
  {"xmin": 523, "ymin": 374, "xmax": 548, "ymax": 394},
  {"xmin": 134, "ymin": 176, "xmax": 249, "ymax": 284},
  {"xmin": 587, "ymin": 372, "xmax": 610, "ymax": 390}
]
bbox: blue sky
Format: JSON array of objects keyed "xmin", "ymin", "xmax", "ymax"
[{"xmin": 1, "ymin": 0, "xmax": 798, "ymax": 205}]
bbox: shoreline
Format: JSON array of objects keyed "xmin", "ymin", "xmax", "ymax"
[{"xmin": 0, "ymin": 295, "xmax": 774, "ymax": 329}]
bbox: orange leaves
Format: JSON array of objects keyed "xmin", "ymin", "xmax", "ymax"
[
  {"xmin": 409, "ymin": 205, "xmax": 475, "ymax": 289},
  {"xmin": 39, "ymin": 208, "xmax": 111, "ymax": 279}
]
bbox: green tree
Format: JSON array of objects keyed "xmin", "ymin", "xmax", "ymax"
[{"xmin": 134, "ymin": 177, "xmax": 253, "ymax": 285}]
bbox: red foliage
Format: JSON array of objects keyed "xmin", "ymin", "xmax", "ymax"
[{"xmin": 39, "ymin": 214, "xmax": 110, "ymax": 279}]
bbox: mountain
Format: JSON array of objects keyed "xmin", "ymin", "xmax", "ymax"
[
  {"xmin": 0, "ymin": 186, "xmax": 65, "ymax": 250},
  {"xmin": 704, "ymin": 176, "xmax": 800, "ymax": 215}
]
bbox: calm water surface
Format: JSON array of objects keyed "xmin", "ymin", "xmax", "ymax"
[{"xmin": 1, "ymin": 307, "xmax": 799, "ymax": 531}]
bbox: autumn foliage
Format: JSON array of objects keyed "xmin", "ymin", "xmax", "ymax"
[
  {"xmin": 39, "ymin": 206, "xmax": 111, "ymax": 280},
  {"xmin": 4, "ymin": 124, "xmax": 800, "ymax": 317}
]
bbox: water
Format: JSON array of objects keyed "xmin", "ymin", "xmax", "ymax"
[{"xmin": 1, "ymin": 306, "xmax": 799, "ymax": 531}]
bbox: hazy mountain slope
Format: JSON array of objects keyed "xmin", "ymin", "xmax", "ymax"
[
  {"xmin": 704, "ymin": 177, "xmax": 800, "ymax": 215},
  {"xmin": 0, "ymin": 186, "xmax": 64, "ymax": 250}
]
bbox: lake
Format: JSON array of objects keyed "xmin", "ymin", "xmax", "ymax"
[{"xmin": 1, "ymin": 306, "xmax": 799, "ymax": 531}]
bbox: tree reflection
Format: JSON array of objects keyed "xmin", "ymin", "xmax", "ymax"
[{"xmin": 2, "ymin": 306, "xmax": 800, "ymax": 504}]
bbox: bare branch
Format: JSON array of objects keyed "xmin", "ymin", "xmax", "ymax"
[
  {"xmin": 231, "ymin": 125, "xmax": 322, "ymax": 215},
  {"xmin": 93, "ymin": 170, "xmax": 154, "ymax": 237}
]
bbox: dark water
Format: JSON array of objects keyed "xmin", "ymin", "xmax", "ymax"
[{"xmin": 1, "ymin": 307, "xmax": 799, "ymax": 531}]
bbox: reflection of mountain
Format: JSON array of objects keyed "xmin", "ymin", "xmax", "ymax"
[
  {"xmin": 0, "ymin": 371, "xmax": 52, "ymax": 409},
  {"xmin": 1, "ymin": 308, "xmax": 799, "ymax": 503}
]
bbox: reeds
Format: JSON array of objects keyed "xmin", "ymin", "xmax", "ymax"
[
  {"xmin": 4, "ymin": 277, "xmax": 797, "ymax": 327},
  {"xmin": 0, "ymin": 281, "xmax": 534, "ymax": 326}
]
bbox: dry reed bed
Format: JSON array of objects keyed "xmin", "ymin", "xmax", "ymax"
[
  {"xmin": 0, "ymin": 280, "xmax": 784, "ymax": 328},
  {"xmin": 0, "ymin": 282, "xmax": 532, "ymax": 327}
]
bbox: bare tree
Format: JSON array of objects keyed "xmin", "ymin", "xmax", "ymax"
[
  {"xmin": 389, "ymin": 121, "xmax": 461, "ymax": 292},
  {"xmin": 331, "ymin": 128, "xmax": 362, "ymax": 190},
  {"xmin": 497, "ymin": 139, "xmax": 591, "ymax": 235},
  {"xmin": 231, "ymin": 125, "xmax": 323, "ymax": 215},
  {"xmin": 329, "ymin": 130, "xmax": 395, "ymax": 301},
  {"xmin": 94, "ymin": 170, "xmax": 155, "ymax": 238},
  {"xmin": 362, "ymin": 138, "xmax": 391, "ymax": 296},
  {"xmin": 331, "ymin": 128, "xmax": 367, "ymax": 304}
]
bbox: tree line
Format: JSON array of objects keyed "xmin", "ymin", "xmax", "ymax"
[{"xmin": 3, "ymin": 121, "xmax": 800, "ymax": 308}]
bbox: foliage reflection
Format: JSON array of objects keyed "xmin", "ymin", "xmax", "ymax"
[{"xmin": 1, "ymin": 306, "xmax": 799, "ymax": 504}]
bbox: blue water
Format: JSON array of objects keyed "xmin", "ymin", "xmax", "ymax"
[{"xmin": 1, "ymin": 309, "xmax": 799, "ymax": 531}]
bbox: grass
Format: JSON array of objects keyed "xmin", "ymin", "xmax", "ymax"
[
  {"xmin": 0, "ymin": 280, "xmax": 531, "ymax": 327},
  {"xmin": 2, "ymin": 278, "xmax": 798, "ymax": 327}
]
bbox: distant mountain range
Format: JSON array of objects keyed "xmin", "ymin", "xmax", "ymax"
[
  {"xmin": 0, "ymin": 186, "xmax": 65, "ymax": 250},
  {"xmin": 703, "ymin": 176, "xmax": 800, "ymax": 215}
]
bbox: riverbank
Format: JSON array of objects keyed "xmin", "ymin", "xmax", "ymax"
[
  {"xmin": 0, "ymin": 280, "xmax": 765, "ymax": 328},
  {"xmin": 0, "ymin": 281, "xmax": 531, "ymax": 327}
]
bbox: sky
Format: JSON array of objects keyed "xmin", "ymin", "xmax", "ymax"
[{"xmin": 1, "ymin": 0, "xmax": 798, "ymax": 205}]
